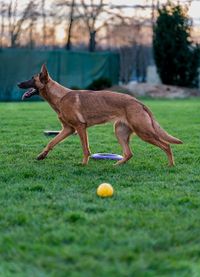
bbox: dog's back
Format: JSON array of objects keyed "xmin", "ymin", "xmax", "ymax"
[{"xmin": 60, "ymin": 89, "xmax": 140, "ymax": 127}]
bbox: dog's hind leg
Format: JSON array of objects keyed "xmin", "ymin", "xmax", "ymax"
[
  {"xmin": 114, "ymin": 121, "xmax": 133, "ymax": 165},
  {"xmin": 137, "ymin": 132, "xmax": 174, "ymax": 166},
  {"xmin": 37, "ymin": 126, "xmax": 75, "ymax": 160},
  {"xmin": 127, "ymin": 107, "xmax": 175, "ymax": 166},
  {"xmin": 163, "ymin": 144, "xmax": 174, "ymax": 166},
  {"xmin": 76, "ymin": 124, "xmax": 91, "ymax": 165}
]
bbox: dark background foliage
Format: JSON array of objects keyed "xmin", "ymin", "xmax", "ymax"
[{"xmin": 153, "ymin": 2, "xmax": 200, "ymax": 88}]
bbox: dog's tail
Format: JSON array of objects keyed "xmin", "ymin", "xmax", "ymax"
[
  {"xmin": 142, "ymin": 104, "xmax": 183, "ymax": 145},
  {"xmin": 154, "ymin": 121, "xmax": 183, "ymax": 144}
]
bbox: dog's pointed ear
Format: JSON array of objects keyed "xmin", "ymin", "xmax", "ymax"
[{"xmin": 40, "ymin": 64, "xmax": 49, "ymax": 84}]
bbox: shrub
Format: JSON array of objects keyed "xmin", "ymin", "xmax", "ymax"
[
  {"xmin": 87, "ymin": 77, "xmax": 112, "ymax": 90},
  {"xmin": 70, "ymin": 86, "xmax": 81, "ymax": 90}
]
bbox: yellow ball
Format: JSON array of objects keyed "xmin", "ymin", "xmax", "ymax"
[{"xmin": 97, "ymin": 183, "xmax": 114, "ymax": 197}]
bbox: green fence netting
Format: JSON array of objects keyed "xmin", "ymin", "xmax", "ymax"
[{"xmin": 0, "ymin": 49, "xmax": 119, "ymax": 101}]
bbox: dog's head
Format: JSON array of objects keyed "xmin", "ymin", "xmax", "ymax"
[{"xmin": 18, "ymin": 64, "xmax": 50, "ymax": 100}]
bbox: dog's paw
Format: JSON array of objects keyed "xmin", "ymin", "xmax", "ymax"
[
  {"xmin": 37, "ymin": 151, "xmax": 48, "ymax": 160},
  {"xmin": 82, "ymin": 157, "xmax": 89, "ymax": 165}
]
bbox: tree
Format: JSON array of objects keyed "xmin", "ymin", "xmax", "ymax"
[
  {"xmin": 0, "ymin": 2, "xmax": 6, "ymax": 48},
  {"xmin": 41, "ymin": 0, "xmax": 47, "ymax": 46},
  {"xmin": 153, "ymin": 1, "xmax": 200, "ymax": 87},
  {"xmin": 78, "ymin": 0, "xmax": 105, "ymax": 52},
  {"xmin": 27, "ymin": 1, "xmax": 39, "ymax": 49},
  {"xmin": 8, "ymin": 0, "xmax": 38, "ymax": 47},
  {"xmin": 77, "ymin": 0, "xmax": 128, "ymax": 52},
  {"xmin": 65, "ymin": 0, "xmax": 76, "ymax": 50},
  {"xmin": 54, "ymin": 0, "xmax": 78, "ymax": 50}
]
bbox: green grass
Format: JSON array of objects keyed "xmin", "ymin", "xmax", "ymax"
[{"xmin": 0, "ymin": 99, "xmax": 200, "ymax": 277}]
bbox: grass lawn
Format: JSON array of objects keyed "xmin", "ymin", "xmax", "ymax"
[{"xmin": 0, "ymin": 99, "xmax": 200, "ymax": 277}]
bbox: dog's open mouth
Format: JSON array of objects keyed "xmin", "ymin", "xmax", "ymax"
[{"xmin": 22, "ymin": 88, "xmax": 39, "ymax": 100}]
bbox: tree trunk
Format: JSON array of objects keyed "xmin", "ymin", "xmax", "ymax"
[
  {"xmin": 11, "ymin": 33, "xmax": 17, "ymax": 47},
  {"xmin": 65, "ymin": 0, "xmax": 75, "ymax": 50},
  {"xmin": 89, "ymin": 31, "xmax": 96, "ymax": 52},
  {"xmin": 0, "ymin": 3, "xmax": 5, "ymax": 48},
  {"xmin": 42, "ymin": 0, "xmax": 46, "ymax": 47},
  {"xmin": 65, "ymin": 18, "xmax": 73, "ymax": 50}
]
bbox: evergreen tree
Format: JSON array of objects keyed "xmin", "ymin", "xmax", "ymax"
[{"xmin": 153, "ymin": 2, "xmax": 200, "ymax": 87}]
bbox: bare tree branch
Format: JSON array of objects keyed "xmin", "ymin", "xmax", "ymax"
[
  {"xmin": 54, "ymin": 0, "xmax": 78, "ymax": 50},
  {"xmin": 8, "ymin": 0, "xmax": 38, "ymax": 47},
  {"xmin": 0, "ymin": 1, "xmax": 6, "ymax": 48}
]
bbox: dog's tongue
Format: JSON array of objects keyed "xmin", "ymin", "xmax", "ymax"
[{"xmin": 22, "ymin": 88, "xmax": 36, "ymax": 100}]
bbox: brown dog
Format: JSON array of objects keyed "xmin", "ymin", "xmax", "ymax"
[{"xmin": 18, "ymin": 64, "xmax": 182, "ymax": 166}]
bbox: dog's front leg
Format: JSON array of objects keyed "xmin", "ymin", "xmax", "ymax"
[
  {"xmin": 76, "ymin": 125, "xmax": 91, "ymax": 165},
  {"xmin": 37, "ymin": 126, "xmax": 75, "ymax": 160}
]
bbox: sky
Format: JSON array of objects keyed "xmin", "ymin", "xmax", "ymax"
[
  {"xmin": 2, "ymin": 0, "xmax": 200, "ymax": 23},
  {"xmin": 110, "ymin": 0, "xmax": 200, "ymax": 25}
]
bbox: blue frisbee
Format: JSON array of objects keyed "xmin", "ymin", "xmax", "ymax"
[{"xmin": 91, "ymin": 153, "xmax": 123, "ymax": 161}]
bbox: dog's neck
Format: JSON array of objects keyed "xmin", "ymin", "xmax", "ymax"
[{"xmin": 39, "ymin": 79, "xmax": 69, "ymax": 113}]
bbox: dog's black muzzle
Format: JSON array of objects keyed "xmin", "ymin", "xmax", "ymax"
[
  {"xmin": 17, "ymin": 78, "xmax": 35, "ymax": 89},
  {"xmin": 17, "ymin": 78, "xmax": 39, "ymax": 100}
]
